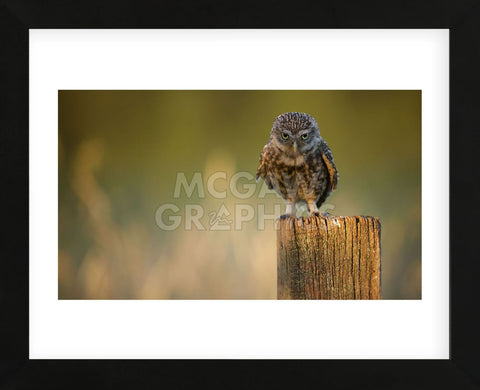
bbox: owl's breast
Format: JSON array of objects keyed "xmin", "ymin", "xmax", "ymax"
[
  {"xmin": 295, "ymin": 155, "xmax": 329, "ymax": 202},
  {"xmin": 278, "ymin": 153, "xmax": 306, "ymax": 167},
  {"xmin": 265, "ymin": 149, "xmax": 328, "ymax": 203}
]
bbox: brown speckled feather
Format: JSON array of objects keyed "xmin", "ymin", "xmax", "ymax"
[
  {"xmin": 319, "ymin": 139, "xmax": 338, "ymax": 191},
  {"xmin": 315, "ymin": 138, "xmax": 338, "ymax": 207},
  {"xmin": 256, "ymin": 144, "xmax": 272, "ymax": 189}
]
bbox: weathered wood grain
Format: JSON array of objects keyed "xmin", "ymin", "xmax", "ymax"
[{"xmin": 277, "ymin": 215, "xmax": 381, "ymax": 299}]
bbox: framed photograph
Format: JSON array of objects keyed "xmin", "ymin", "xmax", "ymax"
[{"xmin": 1, "ymin": 1, "xmax": 478, "ymax": 388}]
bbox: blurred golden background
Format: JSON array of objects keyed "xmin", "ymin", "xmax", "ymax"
[{"xmin": 58, "ymin": 90, "xmax": 421, "ymax": 299}]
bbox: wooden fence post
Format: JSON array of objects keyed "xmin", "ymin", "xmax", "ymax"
[{"xmin": 277, "ymin": 215, "xmax": 381, "ymax": 299}]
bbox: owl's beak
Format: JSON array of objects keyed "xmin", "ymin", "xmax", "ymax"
[{"xmin": 293, "ymin": 141, "xmax": 298, "ymax": 154}]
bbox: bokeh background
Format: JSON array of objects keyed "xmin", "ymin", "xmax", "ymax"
[{"xmin": 59, "ymin": 90, "xmax": 421, "ymax": 299}]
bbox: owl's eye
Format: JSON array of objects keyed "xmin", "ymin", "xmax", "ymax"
[
  {"xmin": 301, "ymin": 133, "xmax": 309, "ymax": 141},
  {"xmin": 281, "ymin": 132, "xmax": 289, "ymax": 140}
]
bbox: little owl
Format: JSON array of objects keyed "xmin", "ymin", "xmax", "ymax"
[{"xmin": 256, "ymin": 112, "xmax": 338, "ymax": 217}]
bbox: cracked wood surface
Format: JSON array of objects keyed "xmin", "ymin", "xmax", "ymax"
[{"xmin": 277, "ymin": 215, "xmax": 381, "ymax": 299}]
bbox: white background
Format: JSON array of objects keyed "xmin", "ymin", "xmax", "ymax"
[{"xmin": 30, "ymin": 29, "xmax": 449, "ymax": 359}]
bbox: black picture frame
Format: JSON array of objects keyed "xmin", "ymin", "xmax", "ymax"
[{"xmin": 1, "ymin": 0, "xmax": 479, "ymax": 388}]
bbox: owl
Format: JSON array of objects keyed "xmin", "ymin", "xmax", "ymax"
[{"xmin": 256, "ymin": 112, "xmax": 338, "ymax": 217}]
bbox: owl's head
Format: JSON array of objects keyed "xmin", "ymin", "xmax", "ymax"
[{"xmin": 270, "ymin": 112, "xmax": 321, "ymax": 156}]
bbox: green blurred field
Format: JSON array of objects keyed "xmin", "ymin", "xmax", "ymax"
[{"xmin": 59, "ymin": 90, "xmax": 421, "ymax": 299}]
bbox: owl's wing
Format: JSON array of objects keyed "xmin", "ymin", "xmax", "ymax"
[
  {"xmin": 255, "ymin": 144, "xmax": 273, "ymax": 189},
  {"xmin": 319, "ymin": 139, "xmax": 338, "ymax": 191}
]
